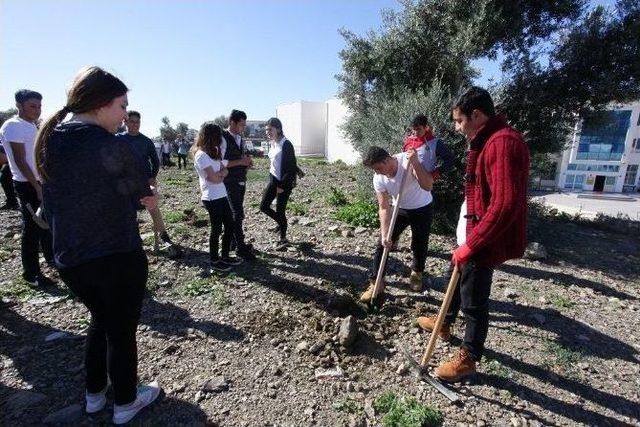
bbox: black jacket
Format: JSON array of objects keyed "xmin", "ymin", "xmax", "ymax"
[
  {"xmin": 222, "ymin": 130, "xmax": 247, "ymax": 184},
  {"xmin": 278, "ymin": 139, "xmax": 297, "ymax": 191}
]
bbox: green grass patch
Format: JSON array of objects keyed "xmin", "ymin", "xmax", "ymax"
[
  {"xmin": 180, "ymin": 278, "xmax": 230, "ymax": 308},
  {"xmin": 332, "ymin": 397, "xmax": 361, "ymax": 415},
  {"xmin": 288, "ymin": 201, "xmax": 308, "ymax": 216},
  {"xmin": 0, "ymin": 279, "xmax": 46, "ymax": 301},
  {"xmin": 544, "ymin": 341, "xmax": 583, "ymax": 372},
  {"xmin": 164, "ymin": 211, "xmax": 188, "ymax": 224},
  {"xmin": 336, "ymin": 199, "xmax": 379, "ymax": 228},
  {"xmin": 325, "ymin": 186, "xmax": 349, "ymax": 207},
  {"xmin": 374, "ymin": 391, "xmax": 443, "ymax": 427},
  {"xmin": 298, "ymin": 157, "xmax": 327, "ymax": 166},
  {"xmin": 552, "ymin": 295, "xmax": 575, "ymax": 309},
  {"xmin": 483, "ymin": 359, "xmax": 514, "ymax": 379},
  {"xmin": 246, "ymin": 169, "xmax": 269, "ymax": 182}
]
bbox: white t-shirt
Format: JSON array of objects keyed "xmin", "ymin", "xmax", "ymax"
[
  {"xmin": 268, "ymin": 137, "xmax": 286, "ymax": 180},
  {"xmin": 0, "ymin": 116, "xmax": 39, "ymax": 182},
  {"xmin": 456, "ymin": 199, "xmax": 467, "ymax": 246},
  {"xmin": 373, "ymin": 153, "xmax": 432, "ymax": 210},
  {"xmin": 194, "ymin": 150, "xmax": 227, "ymax": 201}
]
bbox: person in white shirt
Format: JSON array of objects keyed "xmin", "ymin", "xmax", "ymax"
[
  {"xmin": 192, "ymin": 122, "xmax": 243, "ymax": 273},
  {"xmin": 0, "ymin": 89, "xmax": 55, "ymax": 287},
  {"xmin": 259, "ymin": 117, "xmax": 298, "ymax": 245},
  {"xmin": 359, "ymin": 145, "xmax": 434, "ymax": 303}
]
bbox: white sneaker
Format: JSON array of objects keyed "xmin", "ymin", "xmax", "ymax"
[
  {"xmin": 112, "ymin": 381, "xmax": 161, "ymax": 425},
  {"xmin": 85, "ymin": 386, "xmax": 107, "ymax": 414}
]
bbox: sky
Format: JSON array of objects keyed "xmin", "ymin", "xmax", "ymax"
[{"xmin": 0, "ymin": 0, "xmax": 618, "ymax": 137}]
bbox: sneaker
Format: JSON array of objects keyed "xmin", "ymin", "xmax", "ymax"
[
  {"xmin": 221, "ymin": 256, "xmax": 243, "ymax": 266},
  {"xmin": 409, "ymin": 271, "xmax": 423, "ymax": 292},
  {"xmin": 416, "ymin": 315, "xmax": 452, "ymax": 341},
  {"xmin": 112, "ymin": 381, "xmax": 161, "ymax": 425},
  {"xmin": 359, "ymin": 279, "xmax": 385, "ymax": 303},
  {"xmin": 159, "ymin": 231, "xmax": 173, "ymax": 246},
  {"xmin": 210, "ymin": 260, "xmax": 232, "ymax": 273},
  {"xmin": 23, "ymin": 274, "xmax": 56, "ymax": 287},
  {"xmin": 85, "ymin": 386, "xmax": 108, "ymax": 414},
  {"xmin": 0, "ymin": 202, "xmax": 19, "ymax": 211},
  {"xmin": 434, "ymin": 348, "xmax": 476, "ymax": 382}
]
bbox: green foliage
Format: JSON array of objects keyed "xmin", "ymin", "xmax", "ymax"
[
  {"xmin": 483, "ymin": 359, "xmax": 514, "ymax": 379},
  {"xmin": 544, "ymin": 341, "xmax": 584, "ymax": 370},
  {"xmin": 374, "ymin": 391, "xmax": 443, "ymax": 427},
  {"xmin": 164, "ymin": 211, "xmax": 188, "ymax": 224},
  {"xmin": 213, "ymin": 115, "xmax": 229, "ymax": 128},
  {"xmin": 332, "ymin": 397, "xmax": 362, "ymax": 415},
  {"xmin": 180, "ymin": 278, "xmax": 230, "ymax": 308},
  {"xmin": 336, "ymin": 199, "xmax": 379, "ymax": 228},
  {"xmin": 326, "ymin": 186, "xmax": 349, "ymax": 207},
  {"xmin": 0, "ymin": 108, "xmax": 18, "ymax": 127},
  {"xmin": 288, "ymin": 201, "xmax": 308, "ymax": 216},
  {"xmin": 552, "ymin": 295, "xmax": 576, "ymax": 309},
  {"xmin": 0, "ymin": 278, "xmax": 46, "ymax": 300}
]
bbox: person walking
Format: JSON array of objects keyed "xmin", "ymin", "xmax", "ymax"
[
  {"xmin": 259, "ymin": 117, "xmax": 298, "ymax": 246},
  {"xmin": 160, "ymin": 140, "xmax": 171, "ymax": 168},
  {"xmin": 35, "ymin": 66, "xmax": 161, "ymax": 424},
  {"xmin": 177, "ymin": 138, "xmax": 189, "ymax": 169}
]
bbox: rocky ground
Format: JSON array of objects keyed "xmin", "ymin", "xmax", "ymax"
[{"xmin": 1, "ymin": 158, "xmax": 639, "ymax": 426}]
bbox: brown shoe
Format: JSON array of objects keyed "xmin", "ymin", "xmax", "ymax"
[
  {"xmin": 409, "ymin": 271, "xmax": 422, "ymax": 292},
  {"xmin": 435, "ymin": 348, "xmax": 476, "ymax": 382},
  {"xmin": 416, "ymin": 315, "xmax": 452, "ymax": 341},
  {"xmin": 360, "ymin": 279, "xmax": 385, "ymax": 303}
]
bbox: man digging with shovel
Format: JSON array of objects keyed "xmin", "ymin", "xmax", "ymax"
[
  {"xmin": 416, "ymin": 87, "xmax": 529, "ymax": 382},
  {"xmin": 359, "ymin": 145, "xmax": 434, "ymax": 305}
]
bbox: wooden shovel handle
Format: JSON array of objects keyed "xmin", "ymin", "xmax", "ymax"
[{"xmin": 420, "ymin": 264, "xmax": 461, "ymax": 366}]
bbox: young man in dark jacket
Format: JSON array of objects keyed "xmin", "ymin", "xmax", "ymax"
[
  {"xmin": 417, "ymin": 87, "xmax": 529, "ymax": 382},
  {"xmin": 221, "ymin": 109, "xmax": 255, "ymax": 260}
]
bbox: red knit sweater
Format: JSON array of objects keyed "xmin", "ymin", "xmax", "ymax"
[{"xmin": 461, "ymin": 115, "xmax": 530, "ymax": 266}]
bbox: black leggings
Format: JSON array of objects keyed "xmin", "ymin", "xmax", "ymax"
[
  {"xmin": 202, "ymin": 197, "xmax": 235, "ymax": 261},
  {"xmin": 177, "ymin": 153, "xmax": 187, "ymax": 169},
  {"xmin": 369, "ymin": 203, "xmax": 433, "ymax": 279},
  {"xmin": 58, "ymin": 249, "xmax": 148, "ymax": 405},
  {"xmin": 260, "ymin": 175, "xmax": 292, "ymax": 240}
]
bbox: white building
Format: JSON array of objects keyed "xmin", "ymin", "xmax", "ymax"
[
  {"xmin": 275, "ymin": 99, "xmax": 360, "ymax": 164},
  {"xmin": 557, "ymin": 103, "xmax": 640, "ymax": 193}
]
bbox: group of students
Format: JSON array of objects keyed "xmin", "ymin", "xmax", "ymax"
[
  {"xmin": 159, "ymin": 138, "xmax": 190, "ymax": 169},
  {"xmin": 0, "ymin": 65, "xmax": 529, "ymax": 423}
]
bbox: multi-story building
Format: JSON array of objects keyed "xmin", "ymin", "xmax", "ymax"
[{"xmin": 557, "ymin": 103, "xmax": 640, "ymax": 192}]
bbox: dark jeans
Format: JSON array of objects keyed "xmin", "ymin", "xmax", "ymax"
[
  {"xmin": 1, "ymin": 164, "xmax": 17, "ymax": 206},
  {"xmin": 202, "ymin": 197, "xmax": 235, "ymax": 261},
  {"xmin": 58, "ymin": 249, "xmax": 148, "ymax": 405},
  {"xmin": 444, "ymin": 260, "xmax": 495, "ymax": 361},
  {"xmin": 225, "ymin": 181, "xmax": 248, "ymax": 250},
  {"xmin": 14, "ymin": 181, "xmax": 53, "ymax": 280},
  {"xmin": 177, "ymin": 153, "xmax": 187, "ymax": 169},
  {"xmin": 161, "ymin": 153, "xmax": 171, "ymax": 166},
  {"xmin": 369, "ymin": 203, "xmax": 433, "ymax": 280},
  {"xmin": 260, "ymin": 175, "xmax": 292, "ymax": 240}
]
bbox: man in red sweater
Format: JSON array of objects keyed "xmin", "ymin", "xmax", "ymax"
[{"xmin": 417, "ymin": 87, "xmax": 530, "ymax": 382}]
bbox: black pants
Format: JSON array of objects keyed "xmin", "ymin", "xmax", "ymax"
[
  {"xmin": 260, "ymin": 175, "xmax": 292, "ymax": 240},
  {"xmin": 225, "ymin": 181, "xmax": 248, "ymax": 250},
  {"xmin": 14, "ymin": 181, "xmax": 53, "ymax": 280},
  {"xmin": 58, "ymin": 249, "xmax": 148, "ymax": 405},
  {"xmin": 444, "ymin": 261, "xmax": 495, "ymax": 361},
  {"xmin": 1, "ymin": 164, "xmax": 17, "ymax": 206},
  {"xmin": 202, "ymin": 197, "xmax": 235, "ymax": 261},
  {"xmin": 161, "ymin": 153, "xmax": 170, "ymax": 166},
  {"xmin": 177, "ymin": 153, "xmax": 187, "ymax": 169},
  {"xmin": 369, "ymin": 203, "xmax": 433, "ymax": 280}
]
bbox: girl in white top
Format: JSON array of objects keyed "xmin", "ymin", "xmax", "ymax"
[{"xmin": 192, "ymin": 122, "xmax": 241, "ymax": 272}]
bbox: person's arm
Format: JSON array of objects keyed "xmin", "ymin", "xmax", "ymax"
[
  {"xmin": 407, "ymin": 148, "xmax": 433, "ymax": 191},
  {"xmin": 376, "ymin": 191, "xmax": 393, "ymax": 248},
  {"xmin": 279, "ymin": 140, "xmax": 297, "ymax": 191},
  {"xmin": 203, "ymin": 165, "xmax": 227, "ymax": 183},
  {"xmin": 455, "ymin": 137, "xmax": 529, "ymax": 263},
  {"xmin": 433, "ymin": 139, "xmax": 455, "ymax": 179},
  {"xmin": 10, "ymin": 142, "xmax": 41, "ymax": 198},
  {"xmin": 147, "ymin": 138, "xmax": 160, "ymax": 179}
]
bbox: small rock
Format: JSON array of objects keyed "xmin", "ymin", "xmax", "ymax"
[
  {"xmin": 396, "ymin": 363, "xmax": 408, "ymax": 375},
  {"xmin": 364, "ymin": 398, "xmax": 376, "ymax": 418},
  {"xmin": 338, "ymin": 316, "xmax": 358, "ymax": 348},
  {"xmin": 201, "ymin": 376, "xmax": 229, "ymax": 393},
  {"xmin": 354, "ymin": 227, "xmax": 368, "ymax": 235},
  {"xmin": 341, "ymin": 229, "xmax": 354, "ymax": 238},
  {"xmin": 309, "ymin": 341, "xmax": 324, "ymax": 355},
  {"xmin": 314, "ymin": 366, "xmax": 344, "ymax": 380},
  {"xmin": 42, "ymin": 403, "xmax": 83, "ymax": 424},
  {"xmin": 295, "ymin": 341, "xmax": 309, "ymax": 353},
  {"xmin": 503, "ymin": 288, "xmax": 518, "ymax": 299},
  {"xmin": 524, "ymin": 242, "xmax": 547, "ymax": 260}
]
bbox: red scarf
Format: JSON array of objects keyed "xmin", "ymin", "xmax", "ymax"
[{"xmin": 402, "ymin": 128, "xmax": 435, "ymax": 151}]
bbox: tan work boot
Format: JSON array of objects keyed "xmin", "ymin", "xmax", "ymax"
[
  {"xmin": 360, "ymin": 279, "xmax": 385, "ymax": 303},
  {"xmin": 409, "ymin": 271, "xmax": 423, "ymax": 292},
  {"xmin": 435, "ymin": 348, "xmax": 476, "ymax": 382},
  {"xmin": 416, "ymin": 315, "xmax": 452, "ymax": 341}
]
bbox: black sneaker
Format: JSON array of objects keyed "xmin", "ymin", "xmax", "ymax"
[
  {"xmin": 210, "ymin": 260, "xmax": 232, "ymax": 273},
  {"xmin": 23, "ymin": 274, "xmax": 56, "ymax": 287},
  {"xmin": 221, "ymin": 256, "xmax": 243, "ymax": 266},
  {"xmin": 159, "ymin": 231, "xmax": 174, "ymax": 246}
]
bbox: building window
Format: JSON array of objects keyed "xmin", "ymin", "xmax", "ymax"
[
  {"xmin": 577, "ymin": 110, "xmax": 631, "ymax": 161},
  {"xmin": 564, "ymin": 174, "xmax": 575, "ymax": 189},
  {"xmin": 568, "ymin": 163, "xmax": 620, "ymax": 172},
  {"xmin": 574, "ymin": 174, "xmax": 585, "ymax": 188},
  {"xmin": 605, "ymin": 176, "xmax": 616, "ymax": 186},
  {"xmin": 625, "ymin": 165, "xmax": 638, "ymax": 186}
]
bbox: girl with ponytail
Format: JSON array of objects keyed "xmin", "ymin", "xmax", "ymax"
[
  {"xmin": 192, "ymin": 121, "xmax": 243, "ymax": 272},
  {"xmin": 37, "ymin": 66, "xmax": 161, "ymax": 424}
]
